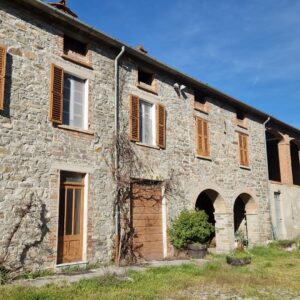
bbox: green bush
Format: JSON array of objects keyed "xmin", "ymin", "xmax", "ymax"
[{"xmin": 168, "ymin": 209, "xmax": 215, "ymax": 249}]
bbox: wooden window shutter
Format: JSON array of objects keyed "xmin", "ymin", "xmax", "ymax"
[
  {"xmin": 156, "ymin": 103, "xmax": 166, "ymax": 149},
  {"xmin": 0, "ymin": 45, "xmax": 7, "ymax": 111},
  {"xmin": 49, "ymin": 64, "xmax": 64, "ymax": 124},
  {"xmin": 129, "ymin": 95, "xmax": 140, "ymax": 142},
  {"xmin": 196, "ymin": 117, "xmax": 209, "ymax": 157},
  {"xmin": 239, "ymin": 133, "xmax": 249, "ymax": 166}
]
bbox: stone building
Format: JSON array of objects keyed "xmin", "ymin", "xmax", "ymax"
[{"xmin": 0, "ymin": 0, "xmax": 299, "ymax": 271}]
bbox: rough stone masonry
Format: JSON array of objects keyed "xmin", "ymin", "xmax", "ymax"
[{"xmin": 0, "ymin": 0, "xmax": 273, "ymax": 272}]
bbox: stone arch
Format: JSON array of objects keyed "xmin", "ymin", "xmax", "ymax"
[
  {"xmin": 195, "ymin": 188, "xmax": 230, "ymax": 252},
  {"xmin": 233, "ymin": 191, "xmax": 259, "ymax": 246}
]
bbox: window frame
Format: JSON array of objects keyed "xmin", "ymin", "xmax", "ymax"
[
  {"xmin": 62, "ymin": 71, "xmax": 89, "ymax": 131},
  {"xmin": 139, "ymin": 99, "xmax": 156, "ymax": 146},
  {"xmin": 137, "ymin": 69, "xmax": 158, "ymax": 95}
]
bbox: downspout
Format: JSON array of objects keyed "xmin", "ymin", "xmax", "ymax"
[
  {"xmin": 114, "ymin": 46, "xmax": 125, "ymax": 264},
  {"xmin": 263, "ymin": 116, "xmax": 275, "ymax": 239}
]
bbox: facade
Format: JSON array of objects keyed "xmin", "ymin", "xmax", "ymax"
[{"xmin": 0, "ymin": 0, "xmax": 299, "ymax": 271}]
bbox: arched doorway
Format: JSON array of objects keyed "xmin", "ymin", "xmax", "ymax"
[
  {"xmin": 195, "ymin": 189, "xmax": 227, "ymax": 251},
  {"xmin": 233, "ymin": 193, "xmax": 258, "ymax": 247}
]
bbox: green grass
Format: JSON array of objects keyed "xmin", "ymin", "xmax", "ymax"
[{"xmin": 1, "ymin": 244, "xmax": 300, "ymax": 300}]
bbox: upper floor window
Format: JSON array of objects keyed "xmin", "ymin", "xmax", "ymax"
[
  {"xmin": 137, "ymin": 69, "xmax": 157, "ymax": 94},
  {"xmin": 63, "ymin": 74, "xmax": 87, "ymax": 129},
  {"xmin": 64, "ymin": 35, "xmax": 88, "ymax": 56},
  {"xmin": 236, "ymin": 110, "xmax": 248, "ymax": 128},
  {"xmin": 238, "ymin": 132, "xmax": 249, "ymax": 167},
  {"xmin": 129, "ymin": 95, "xmax": 166, "ymax": 149},
  {"xmin": 194, "ymin": 90, "xmax": 209, "ymax": 113},
  {"xmin": 49, "ymin": 64, "xmax": 88, "ymax": 130}
]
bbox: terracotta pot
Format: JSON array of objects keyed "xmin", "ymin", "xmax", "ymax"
[{"xmin": 187, "ymin": 243, "xmax": 207, "ymax": 259}]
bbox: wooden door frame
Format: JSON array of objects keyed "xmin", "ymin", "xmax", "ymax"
[{"xmin": 57, "ymin": 174, "xmax": 85, "ymax": 265}]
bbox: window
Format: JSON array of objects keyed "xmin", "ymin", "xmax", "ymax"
[
  {"xmin": 63, "ymin": 74, "xmax": 87, "ymax": 129},
  {"xmin": 236, "ymin": 110, "xmax": 248, "ymax": 128},
  {"xmin": 138, "ymin": 70, "xmax": 153, "ymax": 86},
  {"xmin": 140, "ymin": 100, "xmax": 155, "ymax": 145},
  {"xmin": 195, "ymin": 117, "xmax": 210, "ymax": 157},
  {"xmin": 194, "ymin": 90, "xmax": 208, "ymax": 113},
  {"xmin": 64, "ymin": 35, "xmax": 88, "ymax": 56},
  {"xmin": 238, "ymin": 132, "xmax": 249, "ymax": 167},
  {"xmin": 49, "ymin": 64, "xmax": 88, "ymax": 130},
  {"xmin": 129, "ymin": 95, "xmax": 166, "ymax": 148}
]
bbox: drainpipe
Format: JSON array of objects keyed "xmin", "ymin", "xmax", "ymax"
[
  {"xmin": 263, "ymin": 116, "xmax": 275, "ymax": 239},
  {"xmin": 114, "ymin": 46, "xmax": 125, "ymax": 264}
]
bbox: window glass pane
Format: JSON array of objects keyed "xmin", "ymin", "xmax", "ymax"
[
  {"xmin": 74, "ymin": 189, "xmax": 81, "ymax": 235},
  {"xmin": 58, "ymin": 189, "xmax": 65, "ymax": 237},
  {"xmin": 61, "ymin": 172, "xmax": 84, "ymax": 183},
  {"xmin": 140, "ymin": 100, "xmax": 154, "ymax": 145},
  {"xmin": 63, "ymin": 74, "xmax": 86, "ymax": 129},
  {"xmin": 66, "ymin": 189, "xmax": 73, "ymax": 235}
]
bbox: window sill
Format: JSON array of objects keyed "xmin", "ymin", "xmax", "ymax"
[
  {"xmin": 237, "ymin": 123, "xmax": 248, "ymax": 130},
  {"xmin": 196, "ymin": 155, "xmax": 212, "ymax": 161},
  {"xmin": 136, "ymin": 142, "xmax": 160, "ymax": 150},
  {"xmin": 194, "ymin": 107, "xmax": 209, "ymax": 115},
  {"xmin": 137, "ymin": 83, "xmax": 158, "ymax": 95},
  {"xmin": 239, "ymin": 165, "xmax": 251, "ymax": 171},
  {"xmin": 58, "ymin": 124, "xmax": 94, "ymax": 136},
  {"xmin": 61, "ymin": 54, "xmax": 93, "ymax": 70}
]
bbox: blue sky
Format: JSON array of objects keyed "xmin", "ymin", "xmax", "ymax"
[{"xmin": 65, "ymin": 0, "xmax": 300, "ymax": 128}]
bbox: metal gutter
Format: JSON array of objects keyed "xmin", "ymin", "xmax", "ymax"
[{"xmin": 12, "ymin": 0, "xmax": 300, "ymax": 137}]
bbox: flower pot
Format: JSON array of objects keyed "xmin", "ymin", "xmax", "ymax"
[{"xmin": 187, "ymin": 243, "xmax": 207, "ymax": 259}]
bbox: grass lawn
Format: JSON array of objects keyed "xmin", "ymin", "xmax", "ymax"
[{"xmin": 1, "ymin": 243, "xmax": 300, "ymax": 300}]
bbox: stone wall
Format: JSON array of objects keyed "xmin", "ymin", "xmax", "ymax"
[
  {"xmin": 0, "ymin": 1, "xmax": 117, "ymax": 271},
  {"xmin": 270, "ymin": 182, "xmax": 300, "ymax": 240},
  {"xmin": 0, "ymin": 0, "xmax": 272, "ymax": 271}
]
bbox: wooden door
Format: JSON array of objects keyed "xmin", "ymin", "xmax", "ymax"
[
  {"xmin": 57, "ymin": 177, "xmax": 84, "ymax": 264},
  {"xmin": 132, "ymin": 182, "xmax": 163, "ymax": 260}
]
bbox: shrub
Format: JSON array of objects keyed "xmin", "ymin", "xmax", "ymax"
[{"xmin": 169, "ymin": 209, "xmax": 215, "ymax": 250}]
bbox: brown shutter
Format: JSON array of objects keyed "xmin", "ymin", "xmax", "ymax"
[
  {"xmin": 49, "ymin": 64, "xmax": 64, "ymax": 124},
  {"xmin": 156, "ymin": 103, "xmax": 166, "ymax": 149},
  {"xmin": 196, "ymin": 117, "xmax": 209, "ymax": 156},
  {"xmin": 243, "ymin": 134, "xmax": 249, "ymax": 166},
  {"xmin": 239, "ymin": 133, "xmax": 249, "ymax": 166},
  {"xmin": 0, "ymin": 45, "xmax": 7, "ymax": 111},
  {"xmin": 129, "ymin": 95, "xmax": 140, "ymax": 142}
]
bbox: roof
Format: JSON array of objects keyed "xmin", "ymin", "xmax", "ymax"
[{"xmin": 11, "ymin": 0, "xmax": 300, "ymax": 138}]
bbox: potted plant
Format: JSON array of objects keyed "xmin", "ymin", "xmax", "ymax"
[
  {"xmin": 234, "ymin": 230, "xmax": 248, "ymax": 251},
  {"xmin": 169, "ymin": 209, "xmax": 215, "ymax": 259}
]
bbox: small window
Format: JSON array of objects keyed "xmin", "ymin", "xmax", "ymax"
[
  {"xmin": 139, "ymin": 100, "xmax": 156, "ymax": 145},
  {"xmin": 195, "ymin": 90, "xmax": 206, "ymax": 104},
  {"xmin": 236, "ymin": 110, "xmax": 245, "ymax": 121},
  {"xmin": 64, "ymin": 35, "xmax": 88, "ymax": 56},
  {"xmin": 194, "ymin": 90, "xmax": 209, "ymax": 113},
  {"xmin": 63, "ymin": 74, "xmax": 87, "ymax": 129},
  {"xmin": 138, "ymin": 70, "xmax": 154, "ymax": 86}
]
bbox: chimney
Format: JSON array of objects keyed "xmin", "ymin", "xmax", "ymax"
[
  {"xmin": 136, "ymin": 45, "xmax": 148, "ymax": 54},
  {"xmin": 48, "ymin": 0, "xmax": 78, "ymax": 18}
]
